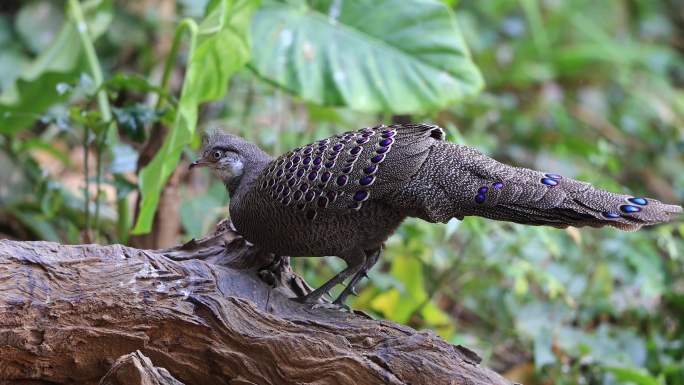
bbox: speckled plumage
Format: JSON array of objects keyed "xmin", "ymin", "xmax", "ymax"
[{"xmin": 192, "ymin": 124, "xmax": 682, "ymax": 305}]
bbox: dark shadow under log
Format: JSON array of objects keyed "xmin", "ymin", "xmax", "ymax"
[{"xmin": 0, "ymin": 221, "xmax": 512, "ymax": 385}]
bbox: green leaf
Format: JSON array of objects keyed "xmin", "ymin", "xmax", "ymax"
[
  {"xmin": 604, "ymin": 367, "xmax": 663, "ymax": 385},
  {"xmin": 249, "ymin": 0, "xmax": 483, "ymax": 113},
  {"xmin": 132, "ymin": 0, "xmax": 258, "ymax": 234},
  {"xmin": 0, "ymin": 0, "xmax": 113, "ymax": 134}
]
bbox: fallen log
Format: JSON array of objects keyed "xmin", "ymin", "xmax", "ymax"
[{"xmin": 0, "ymin": 221, "xmax": 511, "ymax": 385}]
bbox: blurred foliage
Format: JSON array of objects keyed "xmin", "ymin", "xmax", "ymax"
[{"xmin": 0, "ymin": 1, "xmax": 683, "ymax": 384}]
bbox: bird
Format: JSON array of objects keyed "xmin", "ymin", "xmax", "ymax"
[{"xmin": 189, "ymin": 123, "xmax": 682, "ymax": 307}]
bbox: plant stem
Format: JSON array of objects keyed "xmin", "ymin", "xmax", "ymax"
[
  {"xmin": 157, "ymin": 18, "xmax": 199, "ymax": 109},
  {"xmin": 83, "ymin": 128, "xmax": 91, "ymax": 242},
  {"xmin": 68, "ymin": 0, "xmax": 116, "ymax": 242}
]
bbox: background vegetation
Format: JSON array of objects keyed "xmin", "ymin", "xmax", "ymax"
[{"xmin": 1, "ymin": 0, "xmax": 683, "ymax": 384}]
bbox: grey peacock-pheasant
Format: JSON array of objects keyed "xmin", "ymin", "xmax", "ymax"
[{"xmin": 189, "ymin": 123, "xmax": 682, "ymax": 306}]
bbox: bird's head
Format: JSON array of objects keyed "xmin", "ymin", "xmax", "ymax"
[{"xmin": 189, "ymin": 130, "xmax": 270, "ymax": 191}]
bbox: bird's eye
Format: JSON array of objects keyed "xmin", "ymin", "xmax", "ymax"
[{"xmin": 212, "ymin": 151, "xmax": 222, "ymax": 159}]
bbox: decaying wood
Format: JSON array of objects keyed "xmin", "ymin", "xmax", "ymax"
[{"xmin": 0, "ymin": 221, "xmax": 512, "ymax": 385}]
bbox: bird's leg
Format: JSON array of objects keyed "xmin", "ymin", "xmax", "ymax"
[
  {"xmin": 297, "ymin": 249, "xmax": 366, "ymax": 304},
  {"xmin": 333, "ymin": 247, "xmax": 382, "ymax": 306}
]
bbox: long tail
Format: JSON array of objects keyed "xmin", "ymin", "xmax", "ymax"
[{"xmin": 414, "ymin": 143, "xmax": 682, "ymax": 231}]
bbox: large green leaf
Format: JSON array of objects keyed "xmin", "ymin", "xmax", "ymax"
[
  {"xmin": 132, "ymin": 0, "xmax": 257, "ymax": 234},
  {"xmin": 0, "ymin": 0, "xmax": 112, "ymax": 134},
  {"xmin": 249, "ymin": 0, "xmax": 483, "ymax": 113}
]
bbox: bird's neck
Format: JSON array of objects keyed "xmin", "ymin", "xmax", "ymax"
[{"xmin": 226, "ymin": 149, "xmax": 272, "ymax": 198}]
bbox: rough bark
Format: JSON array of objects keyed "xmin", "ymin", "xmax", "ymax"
[{"xmin": 0, "ymin": 221, "xmax": 512, "ymax": 385}]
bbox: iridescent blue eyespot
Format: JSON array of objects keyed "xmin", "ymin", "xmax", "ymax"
[
  {"xmin": 296, "ymin": 169, "xmax": 305, "ymax": 178},
  {"xmin": 353, "ymin": 190, "xmax": 369, "ymax": 201},
  {"xmin": 348, "ymin": 201, "xmax": 361, "ymax": 210},
  {"xmin": 356, "ymin": 137, "xmax": 369, "ymax": 144},
  {"xmin": 359, "ymin": 175, "xmax": 374, "ymax": 186},
  {"xmin": 303, "ymin": 156, "xmax": 311, "ymax": 165},
  {"xmin": 305, "ymin": 191, "xmax": 315, "ymax": 202},
  {"xmin": 376, "ymin": 147, "xmax": 389, "ymax": 154},
  {"xmin": 326, "ymin": 191, "xmax": 337, "ymax": 201},
  {"xmin": 333, "ymin": 144, "xmax": 343, "ymax": 151},
  {"xmin": 282, "ymin": 187, "xmax": 290, "ymax": 196},
  {"xmin": 308, "ymin": 172, "xmax": 317, "ymax": 181},
  {"xmin": 321, "ymin": 171, "xmax": 331, "ymax": 183},
  {"xmin": 364, "ymin": 165, "xmax": 377, "ymax": 175},
  {"xmin": 350, "ymin": 146, "xmax": 362, "ymax": 155},
  {"xmin": 287, "ymin": 178, "xmax": 296, "ymax": 186},
  {"xmin": 304, "ymin": 147, "xmax": 313, "ymax": 155},
  {"xmin": 313, "ymin": 157, "xmax": 322, "ymax": 165},
  {"xmin": 371, "ymin": 154, "xmax": 385, "ymax": 163},
  {"xmin": 299, "ymin": 184, "xmax": 309, "ymax": 192},
  {"xmin": 292, "ymin": 156, "xmax": 301, "ymax": 163},
  {"xmin": 324, "ymin": 161, "xmax": 335, "ymax": 168},
  {"xmin": 478, "ymin": 186, "xmax": 488, "ymax": 194},
  {"xmin": 475, "ymin": 194, "xmax": 486, "ymax": 204},
  {"xmin": 380, "ymin": 138, "xmax": 393, "ymax": 147},
  {"xmin": 342, "ymin": 166, "xmax": 353, "ymax": 174},
  {"xmin": 602, "ymin": 212, "xmax": 620, "ymax": 219},
  {"xmin": 620, "ymin": 204, "xmax": 641, "ymax": 213},
  {"xmin": 541, "ymin": 178, "xmax": 558, "ymax": 186},
  {"xmin": 276, "ymin": 184, "xmax": 284, "ymax": 193},
  {"xmin": 311, "ymin": 164, "xmax": 322, "ymax": 171},
  {"xmin": 628, "ymin": 197, "xmax": 648, "ymax": 206},
  {"xmin": 493, "ymin": 182, "xmax": 504, "ymax": 190},
  {"xmin": 362, "ymin": 132, "xmax": 372, "ymax": 138},
  {"xmin": 336, "ymin": 175, "xmax": 348, "ymax": 186},
  {"xmin": 381, "ymin": 131, "xmax": 396, "ymax": 138},
  {"xmin": 276, "ymin": 169, "xmax": 284, "ymax": 177},
  {"xmin": 545, "ymin": 173, "xmax": 562, "ymax": 180}
]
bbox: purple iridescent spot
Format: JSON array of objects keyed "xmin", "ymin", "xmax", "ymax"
[
  {"xmin": 545, "ymin": 173, "xmax": 562, "ymax": 180},
  {"xmin": 306, "ymin": 210, "xmax": 317, "ymax": 220},
  {"xmin": 305, "ymin": 191, "xmax": 315, "ymax": 202},
  {"xmin": 376, "ymin": 147, "xmax": 389, "ymax": 154},
  {"xmin": 381, "ymin": 131, "xmax": 396, "ymax": 138},
  {"xmin": 475, "ymin": 194, "xmax": 486, "ymax": 204},
  {"xmin": 336, "ymin": 175, "xmax": 348, "ymax": 186},
  {"xmin": 303, "ymin": 156, "xmax": 311, "ymax": 165},
  {"xmin": 276, "ymin": 169, "xmax": 284, "ymax": 177},
  {"xmin": 317, "ymin": 197, "xmax": 329, "ymax": 208},
  {"xmin": 478, "ymin": 186, "xmax": 488, "ymax": 194},
  {"xmin": 493, "ymin": 182, "xmax": 504, "ymax": 189},
  {"xmin": 311, "ymin": 164, "xmax": 322, "ymax": 171},
  {"xmin": 292, "ymin": 156, "xmax": 301, "ymax": 163},
  {"xmin": 285, "ymin": 161, "xmax": 292, "ymax": 169},
  {"xmin": 288, "ymin": 178, "xmax": 297, "ymax": 186},
  {"xmin": 324, "ymin": 161, "xmax": 335, "ymax": 168},
  {"xmin": 350, "ymin": 146, "xmax": 362, "ymax": 155},
  {"xmin": 318, "ymin": 139, "xmax": 329, "ymax": 145},
  {"xmin": 603, "ymin": 211, "xmax": 620, "ymax": 219},
  {"xmin": 356, "ymin": 137, "xmax": 369, "ymax": 144},
  {"xmin": 362, "ymin": 132, "xmax": 372, "ymax": 138},
  {"xmin": 293, "ymin": 190, "xmax": 303, "ymax": 200},
  {"xmin": 313, "ymin": 157, "xmax": 322, "ymax": 165},
  {"xmin": 304, "ymin": 147, "xmax": 313, "ymax": 155},
  {"xmin": 276, "ymin": 185, "xmax": 284, "ymax": 193},
  {"xmin": 326, "ymin": 191, "xmax": 336, "ymax": 201},
  {"xmin": 296, "ymin": 169, "xmax": 305, "ymax": 178},
  {"xmin": 380, "ymin": 138, "xmax": 393, "ymax": 147},
  {"xmin": 308, "ymin": 172, "xmax": 317, "ymax": 181},
  {"xmin": 353, "ymin": 190, "xmax": 369, "ymax": 201},
  {"xmin": 348, "ymin": 201, "xmax": 361, "ymax": 210},
  {"xmin": 282, "ymin": 187, "xmax": 290, "ymax": 196},
  {"xmin": 359, "ymin": 175, "xmax": 374, "ymax": 186},
  {"xmin": 541, "ymin": 177, "xmax": 558, "ymax": 187},
  {"xmin": 620, "ymin": 204, "xmax": 641, "ymax": 213},
  {"xmin": 381, "ymin": 129, "xmax": 392, "ymax": 134},
  {"xmin": 363, "ymin": 165, "xmax": 377, "ymax": 175},
  {"xmin": 371, "ymin": 154, "xmax": 385, "ymax": 163},
  {"xmin": 321, "ymin": 171, "xmax": 331, "ymax": 182},
  {"xmin": 299, "ymin": 184, "xmax": 309, "ymax": 192},
  {"xmin": 333, "ymin": 143, "xmax": 343, "ymax": 151},
  {"xmin": 342, "ymin": 166, "xmax": 353, "ymax": 174}
]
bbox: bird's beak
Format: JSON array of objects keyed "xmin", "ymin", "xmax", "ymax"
[{"xmin": 189, "ymin": 159, "xmax": 208, "ymax": 170}]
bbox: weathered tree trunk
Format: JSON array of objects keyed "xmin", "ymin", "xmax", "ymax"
[{"xmin": 0, "ymin": 221, "xmax": 512, "ymax": 385}]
